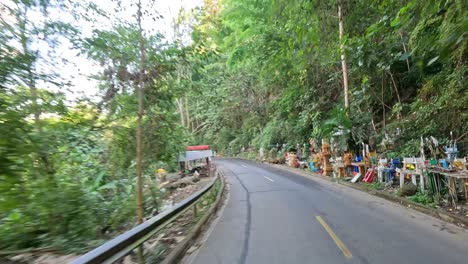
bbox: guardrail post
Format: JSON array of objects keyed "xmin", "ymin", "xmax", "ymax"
[
  {"xmin": 193, "ymin": 203, "xmax": 198, "ymax": 218},
  {"xmin": 212, "ymin": 179, "xmax": 218, "ymax": 197},
  {"xmin": 137, "ymin": 246, "xmax": 144, "ymax": 264}
]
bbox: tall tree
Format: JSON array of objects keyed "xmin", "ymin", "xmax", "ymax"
[
  {"xmin": 136, "ymin": 0, "xmax": 145, "ymax": 227},
  {"xmin": 338, "ymin": 0, "xmax": 350, "ymax": 109}
]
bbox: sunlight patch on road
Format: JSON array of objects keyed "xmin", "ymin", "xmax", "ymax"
[{"xmin": 316, "ymin": 216, "xmax": 353, "ymax": 259}]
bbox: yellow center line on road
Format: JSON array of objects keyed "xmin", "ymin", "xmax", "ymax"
[{"xmin": 316, "ymin": 215, "xmax": 353, "ymax": 259}]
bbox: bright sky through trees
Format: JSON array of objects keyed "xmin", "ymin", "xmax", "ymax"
[
  {"xmin": 1, "ymin": 0, "xmax": 203, "ymax": 102},
  {"xmin": 67, "ymin": 0, "xmax": 203, "ymax": 102}
]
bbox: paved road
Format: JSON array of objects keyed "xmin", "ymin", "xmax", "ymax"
[{"xmin": 186, "ymin": 158, "xmax": 468, "ymax": 264}]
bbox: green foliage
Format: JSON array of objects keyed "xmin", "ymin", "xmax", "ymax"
[
  {"xmin": 188, "ymin": 0, "xmax": 467, "ymax": 158},
  {"xmin": 408, "ymin": 191, "xmax": 436, "ymax": 207},
  {"xmin": 0, "ymin": 1, "xmax": 190, "ymax": 253}
]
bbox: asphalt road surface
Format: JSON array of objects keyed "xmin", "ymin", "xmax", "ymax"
[{"xmin": 186, "ymin": 158, "xmax": 468, "ymax": 264}]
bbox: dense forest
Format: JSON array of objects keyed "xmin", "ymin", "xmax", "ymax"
[
  {"xmin": 0, "ymin": 0, "xmax": 467, "ymax": 254},
  {"xmin": 0, "ymin": 0, "xmax": 190, "ymax": 252},
  {"xmin": 189, "ymin": 0, "xmax": 467, "ymax": 157}
]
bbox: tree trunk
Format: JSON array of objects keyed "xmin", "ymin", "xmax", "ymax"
[
  {"xmin": 177, "ymin": 98, "xmax": 185, "ymax": 126},
  {"xmin": 19, "ymin": 7, "xmax": 55, "ymax": 175},
  {"xmin": 196, "ymin": 99, "xmax": 200, "ymax": 129},
  {"xmin": 185, "ymin": 95, "xmax": 191, "ymax": 132},
  {"xmin": 19, "ymin": 6, "xmax": 40, "ymax": 128},
  {"xmin": 136, "ymin": 0, "xmax": 145, "ymax": 226},
  {"xmin": 338, "ymin": 0, "xmax": 349, "ymax": 109},
  {"xmin": 387, "ymin": 70, "xmax": 402, "ymax": 120},
  {"xmin": 399, "ymin": 31, "xmax": 411, "ymax": 72},
  {"xmin": 381, "ymin": 73, "xmax": 386, "ymax": 130},
  {"xmin": 136, "ymin": 1, "xmax": 146, "ymax": 262}
]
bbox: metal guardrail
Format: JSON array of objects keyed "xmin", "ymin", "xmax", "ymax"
[{"xmin": 71, "ymin": 171, "xmax": 220, "ymax": 264}]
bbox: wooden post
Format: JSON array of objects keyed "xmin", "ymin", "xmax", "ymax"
[
  {"xmin": 464, "ymin": 179, "xmax": 468, "ymax": 205},
  {"xmin": 420, "ymin": 173, "xmax": 425, "ymax": 190},
  {"xmin": 358, "ymin": 164, "xmax": 365, "ymax": 177},
  {"xmin": 400, "ymin": 171, "xmax": 405, "ymax": 188},
  {"xmin": 411, "ymin": 174, "xmax": 417, "ymax": 186},
  {"xmin": 451, "ymin": 178, "xmax": 458, "ymax": 204},
  {"xmin": 206, "ymin": 157, "xmax": 211, "ymax": 177}
]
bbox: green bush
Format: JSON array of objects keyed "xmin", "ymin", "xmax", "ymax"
[{"xmin": 408, "ymin": 192, "xmax": 436, "ymax": 207}]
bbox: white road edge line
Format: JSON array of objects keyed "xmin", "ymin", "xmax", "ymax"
[
  {"xmin": 264, "ymin": 176, "xmax": 275, "ymax": 182},
  {"xmin": 241, "ymin": 165, "xmax": 247, "ymax": 168}
]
